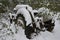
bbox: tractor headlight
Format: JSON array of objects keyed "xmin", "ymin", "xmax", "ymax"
[{"xmin": 37, "ymin": 18, "xmax": 42, "ymax": 22}]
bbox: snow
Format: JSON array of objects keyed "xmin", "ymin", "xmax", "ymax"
[
  {"xmin": 34, "ymin": 17, "xmax": 44, "ymax": 29},
  {"xmin": 14, "ymin": 4, "xmax": 33, "ymax": 26},
  {"xmin": 30, "ymin": 19, "xmax": 60, "ymax": 40},
  {"xmin": 32, "ymin": 10, "xmax": 38, "ymax": 13},
  {"xmin": 34, "ymin": 17, "xmax": 40, "ymax": 29},
  {"xmin": 0, "ymin": 7, "xmax": 60, "ymax": 40},
  {"xmin": 14, "ymin": 27, "xmax": 29, "ymax": 40},
  {"xmin": 38, "ymin": 7, "xmax": 55, "ymax": 22},
  {"xmin": 14, "ymin": 4, "xmax": 33, "ymax": 12},
  {"xmin": 16, "ymin": 8, "xmax": 32, "ymax": 26},
  {"xmin": 31, "ymin": 10, "xmax": 38, "ymax": 19},
  {"xmin": 0, "ymin": 13, "xmax": 60, "ymax": 40},
  {"xmin": 0, "ymin": 3, "xmax": 2, "ymax": 5},
  {"xmin": 38, "ymin": 7, "xmax": 49, "ymax": 14},
  {"xmin": 9, "ymin": 13, "xmax": 17, "ymax": 19}
]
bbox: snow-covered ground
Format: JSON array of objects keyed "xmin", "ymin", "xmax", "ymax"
[
  {"xmin": 0, "ymin": 15, "xmax": 60, "ymax": 40},
  {"xmin": 30, "ymin": 19, "xmax": 60, "ymax": 40},
  {"xmin": 0, "ymin": 13, "xmax": 60, "ymax": 40}
]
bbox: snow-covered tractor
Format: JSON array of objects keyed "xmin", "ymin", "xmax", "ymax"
[{"xmin": 8, "ymin": 4, "xmax": 55, "ymax": 39}]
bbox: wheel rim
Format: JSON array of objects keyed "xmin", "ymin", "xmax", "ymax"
[{"xmin": 17, "ymin": 17, "xmax": 25, "ymax": 28}]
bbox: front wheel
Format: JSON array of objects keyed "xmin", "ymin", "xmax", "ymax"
[{"xmin": 17, "ymin": 14, "xmax": 26, "ymax": 29}]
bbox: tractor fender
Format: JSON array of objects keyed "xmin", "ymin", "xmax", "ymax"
[{"xmin": 16, "ymin": 8, "xmax": 32, "ymax": 26}]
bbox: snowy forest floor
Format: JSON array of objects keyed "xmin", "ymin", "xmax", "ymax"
[{"xmin": 0, "ymin": 15, "xmax": 60, "ymax": 40}]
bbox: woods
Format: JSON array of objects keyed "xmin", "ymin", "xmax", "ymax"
[{"xmin": 0, "ymin": 0, "xmax": 60, "ymax": 13}]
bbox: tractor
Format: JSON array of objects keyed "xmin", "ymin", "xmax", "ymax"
[
  {"xmin": 8, "ymin": 4, "xmax": 55, "ymax": 39},
  {"xmin": 9, "ymin": 4, "xmax": 55, "ymax": 32}
]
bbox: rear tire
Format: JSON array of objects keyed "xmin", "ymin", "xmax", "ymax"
[
  {"xmin": 44, "ymin": 20, "xmax": 55, "ymax": 32},
  {"xmin": 47, "ymin": 25, "xmax": 54, "ymax": 32}
]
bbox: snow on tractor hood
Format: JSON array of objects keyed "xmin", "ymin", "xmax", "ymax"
[
  {"xmin": 13, "ymin": 4, "xmax": 34, "ymax": 26},
  {"xmin": 13, "ymin": 4, "xmax": 33, "ymax": 12}
]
